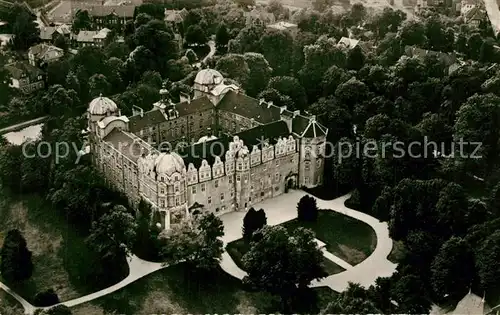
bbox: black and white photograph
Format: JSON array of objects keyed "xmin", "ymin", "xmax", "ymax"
[{"xmin": 0, "ymin": 0, "xmax": 499, "ymax": 313}]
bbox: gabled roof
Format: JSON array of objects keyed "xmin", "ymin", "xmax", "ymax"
[
  {"xmin": 128, "ymin": 110, "xmax": 166, "ymax": 133},
  {"xmin": 103, "ymin": 128, "xmax": 152, "ymax": 163},
  {"xmin": 76, "ymin": 30, "xmax": 99, "ymax": 42},
  {"xmin": 176, "ymin": 96, "xmax": 214, "ymax": 115},
  {"xmin": 466, "ymin": 6, "xmax": 486, "ymax": 21},
  {"xmin": 452, "ymin": 292, "xmax": 491, "ymax": 315},
  {"xmin": 39, "ymin": 26, "xmax": 56, "ymax": 40},
  {"xmin": 4, "ymin": 61, "xmax": 43, "ymax": 80},
  {"xmin": 292, "ymin": 115, "xmax": 327, "ymax": 138},
  {"xmin": 404, "ymin": 45, "xmax": 457, "ymax": 66},
  {"xmin": 338, "ymin": 37, "xmax": 359, "ymax": 49},
  {"xmin": 28, "ymin": 43, "xmax": 63, "ymax": 60},
  {"xmin": 217, "ymin": 90, "xmax": 282, "ymax": 124},
  {"xmin": 88, "ymin": 5, "xmax": 135, "ymax": 17}
]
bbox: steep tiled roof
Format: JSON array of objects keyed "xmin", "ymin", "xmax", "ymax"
[
  {"xmin": 217, "ymin": 90, "xmax": 282, "ymax": 124},
  {"xmin": 452, "ymin": 292, "xmax": 490, "ymax": 315},
  {"xmin": 176, "ymin": 97, "xmax": 214, "ymax": 115},
  {"xmin": 4, "ymin": 61, "xmax": 43, "ymax": 80},
  {"xmin": 128, "ymin": 110, "xmax": 166, "ymax": 133},
  {"xmin": 404, "ymin": 45, "xmax": 457, "ymax": 66},
  {"xmin": 39, "ymin": 26, "xmax": 56, "ymax": 40},
  {"xmin": 102, "ymin": 128, "xmax": 152, "ymax": 163},
  {"xmin": 88, "ymin": 5, "xmax": 135, "ymax": 17},
  {"xmin": 292, "ymin": 115, "xmax": 327, "ymax": 138},
  {"xmin": 237, "ymin": 120, "xmax": 290, "ymax": 147},
  {"xmin": 76, "ymin": 30, "xmax": 98, "ymax": 42},
  {"xmin": 28, "ymin": 43, "xmax": 63, "ymax": 60}
]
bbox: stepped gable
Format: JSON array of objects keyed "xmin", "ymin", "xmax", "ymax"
[
  {"xmin": 180, "ymin": 120, "xmax": 290, "ymax": 169},
  {"xmin": 217, "ymin": 90, "xmax": 282, "ymax": 124},
  {"xmin": 103, "ymin": 129, "xmax": 153, "ymax": 163},
  {"xmin": 128, "ymin": 110, "xmax": 166, "ymax": 133},
  {"xmin": 176, "ymin": 96, "xmax": 214, "ymax": 115},
  {"xmin": 179, "ymin": 135, "xmax": 232, "ymax": 168}
]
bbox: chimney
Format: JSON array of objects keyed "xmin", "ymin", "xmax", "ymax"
[
  {"xmin": 267, "ymin": 101, "xmax": 273, "ymax": 108},
  {"xmin": 180, "ymin": 91, "xmax": 191, "ymax": 104},
  {"xmin": 259, "ymin": 98, "xmax": 265, "ymax": 105},
  {"xmin": 310, "ymin": 115, "xmax": 316, "ymax": 122},
  {"xmin": 280, "ymin": 105, "xmax": 287, "ymax": 114},
  {"xmin": 293, "ymin": 110, "xmax": 300, "ymax": 118}
]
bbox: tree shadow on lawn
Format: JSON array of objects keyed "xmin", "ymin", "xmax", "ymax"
[
  {"xmin": 2, "ymin": 194, "xmax": 128, "ymax": 304},
  {"xmin": 94, "ymin": 263, "xmax": 280, "ymax": 314}
]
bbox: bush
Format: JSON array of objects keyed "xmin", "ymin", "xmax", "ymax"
[
  {"xmin": 33, "ymin": 289, "xmax": 59, "ymax": 307},
  {"xmin": 297, "ymin": 195, "xmax": 318, "ymax": 222}
]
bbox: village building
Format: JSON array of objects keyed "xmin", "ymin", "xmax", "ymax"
[
  {"xmin": 244, "ymin": 7, "xmax": 276, "ymax": 26},
  {"xmin": 4, "ymin": 61, "xmax": 44, "ymax": 94},
  {"xmin": 87, "ymin": 69, "xmax": 327, "ymax": 230},
  {"xmin": 28, "ymin": 43, "xmax": 64, "ymax": 67},
  {"xmin": 73, "ymin": 28, "xmax": 111, "ymax": 48},
  {"xmin": 267, "ymin": 21, "xmax": 298, "ymax": 36},
  {"xmin": 39, "ymin": 24, "xmax": 71, "ymax": 43},
  {"xmin": 86, "ymin": 5, "xmax": 135, "ymax": 30}
]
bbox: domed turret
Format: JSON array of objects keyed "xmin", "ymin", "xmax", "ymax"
[
  {"xmin": 88, "ymin": 94, "xmax": 118, "ymax": 116},
  {"xmin": 155, "ymin": 152, "xmax": 186, "ymax": 176},
  {"xmin": 194, "ymin": 68, "xmax": 223, "ymax": 86}
]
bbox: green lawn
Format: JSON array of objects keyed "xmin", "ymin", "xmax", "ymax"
[
  {"xmin": 281, "ymin": 210, "xmax": 377, "ymax": 266},
  {"xmin": 71, "ymin": 263, "xmax": 339, "ymax": 315},
  {"xmin": 226, "ymin": 239, "xmax": 345, "ymax": 276},
  {"xmin": 0, "ymin": 193, "xmax": 128, "ymax": 304}
]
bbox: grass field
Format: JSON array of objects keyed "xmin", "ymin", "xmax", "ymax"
[
  {"xmin": 226, "ymin": 238, "xmax": 346, "ymax": 276},
  {"xmin": 282, "ymin": 210, "xmax": 377, "ymax": 266},
  {"xmin": 71, "ymin": 263, "xmax": 339, "ymax": 314},
  {"xmin": 0, "ymin": 192, "xmax": 128, "ymax": 305}
]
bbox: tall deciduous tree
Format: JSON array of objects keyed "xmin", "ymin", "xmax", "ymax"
[
  {"xmin": 215, "ymin": 53, "xmax": 250, "ymax": 87},
  {"xmin": 86, "ymin": 205, "xmax": 138, "ymax": 259},
  {"xmin": 11, "ymin": 7, "xmax": 39, "ymax": 50},
  {"xmin": 267, "ymin": 76, "xmax": 307, "ymax": 110},
  {"xmin": 297, "ymin": 195, "xmax": 318, "ymax": 222},
  {"xmin": 476, "ymin": 230, "xmax": 500, "ymax": 291},
  {"xmin": 242, "ymin": 207, "xmax": 267, "ymax": 241},
  {"xmin": 216, "ymin": 23, "xmax": 230, "ymax": 53},
  {"xmin": 72, "ymin": 10, "xmax": 92, "ymax": 32},
  {"xmin": 431, "ymin": 237, "xmax": 475, "ymax": 302},
  {"xmin": 0, "ymin": 229, "xmax": 33, "ymax": 282},
  {"xmin": 243, "ymin": 52, "xmax": 272, "ymax": 97},
  {"xmin": 160, "ymin": 212, "xmax": 224, "ymax": 270},
  {"xmin": 242, "ymin": 226, "xmax": 326, "ymax": 312}
]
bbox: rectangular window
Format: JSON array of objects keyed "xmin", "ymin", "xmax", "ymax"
[
  {"xmin": 236, "ymin": 175, "xmax": 241, "ymax": 181},
  {"xmin": 192, "ymin": 186, "xmax": 196, "ymax": 194},
  {"xmin": 231, "ymin": 191, "xmax": 234, "ymax": 197},
  {"xmin": 229, "ymin": 177, "xmax": 233, "ymax": 184},
  {"xmin": 160, "ymin": 188, "xmax": 165, "ymax": 194},
  {"xmin": 201, "ymin": 183, "xmax": 206, "ymax": 192},
  {"xmin": 175, "ymin": 185, "xmax": 179, "ymax": 192},
  {"xmin": 276, "ymin": 159, "xmax": 279, "ymax": 166},
  {"xmin": 220, "ymin": 193, "xmax": 224, "ymax": 201},
  {"xmin": 208, "ymin": 196, "xmax": 212, "ymax": 204},
  {"xmin": 275, "ymin": 173, "xmax": 279, "ymax": 181},
  {"xmin": 215, "ymin": 180, "xmax": 218, "ymax": 188},
  {"xmin": 305, "ymin": 162, "xmax": 310, "ymax": 171},
  {"xmin": 305, "ymin": 177, "xmax": 309, "ymax": 184}
]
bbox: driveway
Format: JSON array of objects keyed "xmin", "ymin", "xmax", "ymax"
[{"xmin": 219, "ymin": 190, "xmax": 397, "ymax": 292}]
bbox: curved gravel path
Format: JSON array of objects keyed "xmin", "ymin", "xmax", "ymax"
[{"xmin": 219, "ymin": 190, "xmax": 398, "ymax": 292}]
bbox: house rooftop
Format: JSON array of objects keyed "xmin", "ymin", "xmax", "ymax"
[{"xmin": 4, "ymin": 61, "xmax": 43, "ymax": 80}]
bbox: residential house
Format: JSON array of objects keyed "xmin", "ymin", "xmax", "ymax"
[
  {"xmin": 337, "ymin": 37, "xmax": 373, "ymax": 53},
  {"xmin": 267, "ymin": 21, "xmax": 298, "ymax": 37},
  {"xmin": 4, "ymin": 61, "xmax": 44, "ymax": 94},
  {"xmin": 0, "ymin": 34, "xmax": 13, "ymax": 48},
  {"xmin": 460, "ymin": 0, "xmax": 476, "ymax": 15},
  {"xmin": 464, "ymin": 6, "xmax": 487, "ymax": 26},
  {"xmin": 244, "ymin": 7, "xmax": 276, "ymax": 26},
  {"xmin": 39, "ymin": 24, "xmax": 71, "ymax": 43},
  {"xmin": 28, "ymin": 43, "xmax": 64, "ymax": 67},
  {"xmin": 164, "ymin": 8, "xmax": 187, "ymax": 34},
  {"xmin": 74, "ymin": 28, "xmax": 111, "ymax": 48},
  {"xmin": 404, "ymin": 45, "xmax": 461, "ymax": 74},
  {"xmin": 87, "ymin": 5, "xmax": 135, "ymax": 30}
]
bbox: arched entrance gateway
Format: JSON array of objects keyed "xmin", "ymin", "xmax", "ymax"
[{"xmin": 285, "ymin": 172, "xmax": 298, "ymax": 192}]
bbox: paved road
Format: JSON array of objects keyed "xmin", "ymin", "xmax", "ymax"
[
  {"xmin": 218, "ymin": 190, "xmax": 397, "ymax": 292},
  {"xmin": 194, "ymin": 40, "xmax": 216, "ymax": 69}
]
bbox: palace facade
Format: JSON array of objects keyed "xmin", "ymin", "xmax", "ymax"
[{"xmin": 87, "ymin": 69, "xmax": 328, "ymax": 229}]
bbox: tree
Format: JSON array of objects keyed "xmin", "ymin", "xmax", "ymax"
[
  {"xmin": 242, "ymin": 207, "xmax": 267, "ymax": 241},
  {"xmin": 86, "ymin": 205, "xmax": 138, "ymax": 259},
  {"xmin": 370, "ymin": 8, "xmax": 406, "ymax": 39},
  {"xmin": 399, "ymin": 20, "xmax": 426, "ymax": 47},
  {"xmin": 88, "ymin": 74, "xmax": 111, "ymax": 98},
  {"xmin": 243, "ymin": 52, "xmax": 272, "ymax": 97},
  {"xmin": 297, "ymin": 195, "xmax": 319, "ymax": 222},
  {"xmin": 11, "ymin": 7, "xmax": 39, "ymax": 50},
  {"xmin": 53, "ymin": 33, "xmax": 69, "ymax": 51},
  {"xmin": 313, "ymin": 0, "xmax": 334, "ymax": 11},
  {"xmin": 257, "ymin": 88, "xmax": 295, "ymax": 108},
  {"xmin": 467, "ymin": 33, "xmax": 483, "ymax": 60},
  {"xmin": 0, "ymin": 53, "xmax": 13, "ymax": 106},
  {"xmin": 435, "ymin": 183, "xmax": 469, "ymax": 236},
  {"xmin": 267, "ymin": 76, "xmax": 307, "ymax": 110},
  {"xmin": 135, "ymin": 3, "xmax": 165, "ymax": 20},
  {"xmin": 33, "ymin": 289, "xmax": 60, "ymax": 307},
  {"xmin": 489, "ymin": 182, "xmax": 500, "ymax": 215},
  {"xmin": 391, "ymin": 271, "xmax": 431, "ymax": 314},
  {"xmin": 38, "ymin": 305, "xmax": 72, "ymax": 315},
  {"xmin": 160, "ymin": 212, "xmax": 224, "ymax": 270},
  {"xmin": 216, "ymin": 23, "xmax": 230, "ymax": 53},
  {"xmin": 259, "ymin": 29, "xmax": 294, "ymax": 75},
  {"xmin": 215, "ymin": 53, "xmax": 250, "ymax": 87},
  {"xmin": 321, "ymin": 65, "xmax": 348, "ymax": 97},
  {"xmin": 134, "ymin": 13, "xmax": 153, "ymax": 29},
  {"xmin": 228, "ymin": 24, "xmax": 265, "ymax": 53},
  {"xmin": 335, "ymin": 77, "xmax": 369, "ymax": 110},
  {"xmin": 476, "ymin": 230, "xmax": 500, "ymax": 291},
  {"xmin": 185, "ymin": 25, "xmax": 208, "ymax": 46},
  {"xmin": 242, "ymin": 226, "xmax": 326, "ymax": 312},
  {"xmin": 321, "ymin": 283, "xmax": 382, "ymax": 314},
  {"xmin": 0, "ymin": 229, "xmax": 33, "ymax": 282},
  {"xmin": 431, "ymin": 237, "xmax": 475, "ymax": 302},
  {"xmin": 72, "ymin": 9, "xmax": 92, "ymax": 32},
  {"xmin": 346, "ymin": 45, "xmax": 365, "ymax": 71}
]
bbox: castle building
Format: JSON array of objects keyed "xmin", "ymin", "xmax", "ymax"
[{"xmin": 87, "ymin": 69, "xmax": 328, "ymax": 230}]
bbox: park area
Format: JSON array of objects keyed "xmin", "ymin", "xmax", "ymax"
[
  {"xmin": 70, "ymin": 263, "xmax": 338, "ymax": 314},
  {"xmin": 227, "ymin": 209, "xmax": 377, "ymax": 269},
  {"xmin": 0, "ymin": 192, "xmax": 129, "ymax": 306}
]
